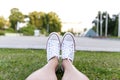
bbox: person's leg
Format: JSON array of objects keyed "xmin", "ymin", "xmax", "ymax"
[
  {"xmin": 26, "ymin": 57, "xmax": 58, "ymax": 80},
  {"xmin": 61, "ymin": 32, "xmax": 89, "ymax": 80},
  {"xmin": 26, "ymin": 32, "xmax": 61, "ymax": 80},
  {"xmin": 62, "ymin": 59, "xmax": 89, "ymax": 80}
]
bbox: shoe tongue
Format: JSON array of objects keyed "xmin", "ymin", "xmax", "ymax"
[
  {"xmin": 50, "ymin": 40, "xmax": 59, "ymax": 43},
  {"xmin": 64, "ymin": 41, "xmax": 73, "ymax": 45}
]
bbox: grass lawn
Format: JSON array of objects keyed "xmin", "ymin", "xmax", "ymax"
[{"xmin": 0, "ymin": 48, "xmax": 120, "ymax": 80}]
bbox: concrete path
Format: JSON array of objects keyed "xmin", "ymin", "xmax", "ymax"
[{"xmin": 0, "ymin": 36, "xmax": 120, "ymax": 52}]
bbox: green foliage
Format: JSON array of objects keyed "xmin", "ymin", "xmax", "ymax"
[
  {"xmin": 92, "ymin": 11, "xmax": 119, "ymax": 36},
  {"xmin": 0, "ymin": 49, "xmax": 120, "ymax": 80},
  {"xmin": 9, "ymin": 8, "xmax": 24, "ymax": 30},
  {"xmin": 0, "ymin": 16, "xmax": 6, "ymax": 29},
  {"xmin": 61, "ymin": 32, "xmax": 66, "ymax": 36},
  {"xmin": 0, "ymin": 30, "xmax": 5, "ymax": 35},
  {"xmin": 29, "ymin": 11, "xmax": 46, "ymax": 29},
  {"xmin": 19, "ymin": 24, "xmax": 35, "ymax": 36},
  {"xmin": 46, "ymin": 12, "xmax": 62, "ymax": 33},
  {"xmin": 5, "ymin": 28, "xmax": 15, "ymax": 33},
  {"xmin": 40, "ymin": 28, "xmax": 47, "ymax": 34},
  {"xmin": 29, "ymin": 11, "xmax": 62, "ymax": 34},
  {"xmin": 7, "ymin": 8, "xmax": 62, "ymax": 35}
]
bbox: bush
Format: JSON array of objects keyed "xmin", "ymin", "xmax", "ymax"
[
  {"xmin": 0, "ymin": 30, "xmax": 5, "ymax": 35},
  {"xmin": 19, "ymin": 24, "xmax": 35, "ymax": 36},
  {"xmin": 5, "ymin": 28, "xmax": 15, "ymax": 33}
]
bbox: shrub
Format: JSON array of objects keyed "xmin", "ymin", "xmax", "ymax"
[
  {"xmin": 5, "ymin": 28, "xmax": 15, "ymax": 33},
  {"xmin": 19, "ymin": 24, "xmax": 35, "ymax": 36},
  {"xmin": 0, "ymin": 30, "xmax": 5, "ymax": 35}
]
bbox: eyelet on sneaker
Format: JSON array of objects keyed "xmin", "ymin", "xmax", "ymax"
[{"xmin": 46, "ymin": 32, "xmax": 60, "ymax": 62}]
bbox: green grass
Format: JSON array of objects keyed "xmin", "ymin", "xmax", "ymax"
[{"xmin": 0, "ymin": 49, "xmax": 120, "ymax": 80}]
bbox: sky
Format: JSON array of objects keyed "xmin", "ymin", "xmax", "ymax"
[{"xmin": 0, "ymin": 0, "xmax": 120, "ymax": 32}]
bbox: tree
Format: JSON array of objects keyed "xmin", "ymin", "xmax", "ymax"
[
  {"xmin": 92, "ymin": 11, "xmax": 118, "ymax": 36},
  {"xmin": 29, "ymin": 11, "xmax": 62, "ymax": 34},
  {"xmin": 9, "ymin": 8, "xmax": 24, "ymax": 31},
  {"xmin": 29, "ymin": 11, "xmax": 46, "ymax": 29},
  {"xmin": 46, "ymin": 12, "xmax": 62, "ymax": 33},
  {"xmin": 0, "ymin": 16, "xmax": 6, "ymax": 29},
  {"xmin": 113, "ymin": 15, "xmax": 118, "ymax": 36}
]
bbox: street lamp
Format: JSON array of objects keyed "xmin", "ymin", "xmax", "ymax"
[{"xmin": 104, "ymin": 12, "xmax": 108, "ymax": 37}]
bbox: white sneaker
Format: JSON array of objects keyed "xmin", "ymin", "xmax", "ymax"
[
  {"xmin": 61, "ymin": 32, "xmax": 75, "ymax": 62},
  {"xmin": 46, "ymin": 32, "xmax": 60, "ymax": 62}
]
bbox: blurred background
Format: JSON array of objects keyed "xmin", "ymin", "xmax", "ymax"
[{"xmin": 0, "ymin": 0, "xmax": 120, "ymax": 37}]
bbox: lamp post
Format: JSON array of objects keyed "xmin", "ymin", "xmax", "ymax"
[{"xmin": 105, "ymin": 12, "xmax": 108, "ymax": 37}]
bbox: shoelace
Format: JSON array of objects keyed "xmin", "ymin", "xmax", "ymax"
[
  {"xmin": 62, "ymin": 41, "xmax": 74, "ymax": 58},
  {"xmin": 48, "ymin": 40, "xmax": 59, "ymax": 56}
]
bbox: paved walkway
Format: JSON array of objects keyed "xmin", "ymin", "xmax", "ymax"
[{"xmin": 0, "ymin": 36, "xmax": 120, "ymax": 52}]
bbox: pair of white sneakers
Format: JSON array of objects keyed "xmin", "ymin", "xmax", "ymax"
[{"xmin": 46, "ymin": 32, "xmax": 75, "ymax": 62}]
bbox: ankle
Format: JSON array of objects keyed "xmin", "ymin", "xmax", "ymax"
[
  {"xmin": 62, "ymin": 59, "xmax": 72, "ymax": 70},
  {"xmin": 48, "ymin": 57, "xmax": 59, "ymax": 67}
]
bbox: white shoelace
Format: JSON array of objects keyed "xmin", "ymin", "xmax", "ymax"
[
  {"xmin": 62, "ymin": 41, "xmax": 74, "ymax": 60},
  {"xmin": 47, "ymin": 40, "xmax": 59, "ymax": 60}
]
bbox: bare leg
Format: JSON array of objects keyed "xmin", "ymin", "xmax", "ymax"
[
  {"xmin": 62, "ymin": 59, "xmax": 89, "ymax": 80},
  {"xmin": 26, "ymin": 57, "xmax": 58, "ymax": 80},
  {"xmin": 26, "ymin": 32, "xmax": 60, "ymax": 80}
]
